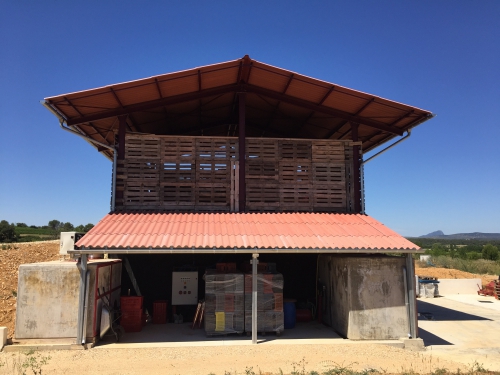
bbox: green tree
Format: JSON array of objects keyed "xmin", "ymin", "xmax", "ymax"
[
  {"xmin": 16, "ymin": 222, "xmax": 28, "ymax": 227},
  {"xmin": 0, "ymin": 220, "xmax": 19, "ymax": 242},
  {"xmin": 48, "ymin": 220, "xmax": 61, "ymax": 230},
  {"xmin": 75, "ymin": 223, "xmax": 94, "ymax": 233},
  {"xmin": 466, "ymin": 252, "xmax": 482, "ymax": 260},
  {"xmin": 61, "ymin": 222, "xmax": 74, "ymax": 231},
  {"xmin": 482, "ymin": 244, "xmax": 499, "ymax": 261}
]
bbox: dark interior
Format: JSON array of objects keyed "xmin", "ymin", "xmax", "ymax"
[{"xmin": 119, "ymin": 253, "xmax": 318, "ymax": 322}]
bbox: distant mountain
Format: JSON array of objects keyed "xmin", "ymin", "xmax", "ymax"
[
  {"xmin": 419, "ymin": 231, "xmax": 500, "ymax": 240},
  {"xmin": 421, "ymin": 230, "xmax": 445, "ymax": 238}
]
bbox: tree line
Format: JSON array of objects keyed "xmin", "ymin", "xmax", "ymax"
[
  {"xmin": 0, "ymin": 220, "xmax": 94, "ymax": 243},
  {"xmin": 410, "ymin": 240, "xmax": 499, "ymax": 261}
]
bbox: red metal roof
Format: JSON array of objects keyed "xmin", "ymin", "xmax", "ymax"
[
  {"xmin": 76, "ymin": 212, "xmax": 419, "ymax": 253},
  {"xmin": 44, "ymin": 55, "xmax": 433, "ymax": 159}
]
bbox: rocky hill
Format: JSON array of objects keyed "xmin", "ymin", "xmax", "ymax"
[{"xmin": 420, "ymin": 231, "xmax": 500, "ymax": 240}]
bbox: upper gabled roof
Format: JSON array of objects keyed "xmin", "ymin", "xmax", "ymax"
[
  {"xmin": 44, "ymin": 55, "xmax": 433, "ymax": 159},
  {"xmin": 74, "ymin": 212, "xmax": 420, "ymax": 254}
]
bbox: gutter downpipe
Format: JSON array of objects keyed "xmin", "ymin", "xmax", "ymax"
[
  {"xmin": 406, "ymin": 254, "xmax": 418, "ymax": 339},
  {"xmin": 251, "ymin": 254, "xmax": 259, "ymax": 344},
  {"xmin": 41, "ymin": 101, "xmax": 117, "ymax": 211},
  {"xmin": 76, "ymin": 255, "xmax": 88, "ymax": 345},
  {"xmin": 360, "ymin": 130, "xmax": 412, "ymax": 214},
  {"xmin": 362, "ymin": 129, "xmax": 412, "ymax": 166}
]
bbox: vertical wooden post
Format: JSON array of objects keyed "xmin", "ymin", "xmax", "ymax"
[
  {"xmin": 238, "ymin": 93, "xmax": 246, "ymax": 212},
  {"xmin": 351, "ymin": 123, "xmax": 361, "ymax": 213},
  {"xmin": 117, "ymin": 115, "xmax": 127, "ymax": 160},
  {"xmin": 115, "ymin": 115, "xmax": 127, "ymax": 205}
]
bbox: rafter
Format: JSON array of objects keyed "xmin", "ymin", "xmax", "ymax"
[
  {"xmin": 243, "ymin": 85, "xmax": 404, "ymax": 136},
  {"xmin": 65, "ymin": 84, "xmax": 240, "ymax": 126}
]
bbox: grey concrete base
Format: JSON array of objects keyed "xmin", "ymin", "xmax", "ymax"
[
  {"xmin": 0, "ymin": 326, "xmax": 7, "ymax": 351},
  {"xmin": 3, "ymin": 338, "xmax": 76, "ymax": 352},
  {"xmin": 400, "ymin": 337, "xmax": 425, "ymax": 351},
  {"xmin": 436, "ymin": 279, "xmax": 481, "ymax": 295}
]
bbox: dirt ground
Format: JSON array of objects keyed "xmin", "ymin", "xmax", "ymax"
[
  {"xmin": 0, "ymin": 343, "xmax": 482, "ymax": 375},
  {"xmin": 415, "ymin": 264, "xmax": 497, "ymax": 287}
]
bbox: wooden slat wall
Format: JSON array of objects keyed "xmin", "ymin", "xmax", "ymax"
[{"xmin": 115, "ymin": 134, "xmax": 357, "ymax": 213}]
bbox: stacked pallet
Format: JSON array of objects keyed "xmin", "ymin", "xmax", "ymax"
[
  {"xmin": 204, "ymin": 269, "xmax": 244, "ymax": 335},
  {"xmin": 116, "ymin": 134, "xmax": 358, "ymax": 213},
  {"xmin": 120, "ymin": 296, "xmax": 144, "ymax": 332},
  {"xmin": 244, "ymin": 272, "xmax": 284, "ymax": 335}
]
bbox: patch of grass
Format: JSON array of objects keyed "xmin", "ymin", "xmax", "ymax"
[
  {"xmin": 0, "ymin": 350, "xmax": 52, "ymax": 375},
  {"xmin": 418, "ymin": 256, "xmax": 500, "ymax": 275}
]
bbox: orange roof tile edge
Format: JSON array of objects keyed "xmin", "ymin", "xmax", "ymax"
[{"xmin": 76, "ymin": 212, "xmax": 420, "ymax": 252}]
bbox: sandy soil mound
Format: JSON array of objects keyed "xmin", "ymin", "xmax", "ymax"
[{"xmin": 415, "ymin": 265, "xmax": 497, "ymax": 287}]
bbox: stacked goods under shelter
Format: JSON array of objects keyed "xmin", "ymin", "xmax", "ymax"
[{"xmin": 34, "ymin": 55, "xmax": 434, "ymax": 345}]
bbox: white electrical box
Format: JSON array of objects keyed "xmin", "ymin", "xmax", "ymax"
[
  {"xmin": 60, "ymin": 232, "xmax": 85, "ymax": 255},
  {"xmin": 172, "ymin": 272, "xmax": 198, "ymax": 305}
]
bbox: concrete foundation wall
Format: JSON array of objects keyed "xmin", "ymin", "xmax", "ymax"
[
  {"xmin": 318, "ymin": 255, "xmax": 409, "ymax": 340},
  {"xmin": 436, "ymin": 279, "xmax": 482, "ymax": 295},
  {"xmin": 15, "ymin": 260, "xmax": 121, "ymax": 340},
  {"xmin": 16, "ymin": 262, "xmax": 80, "ymax": 339}
]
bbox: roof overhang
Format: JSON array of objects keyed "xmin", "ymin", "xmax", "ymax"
[
  {"xmin": 73, "ymin": 212, "xmax": 421, "ymax": 255},
  {"xmin": 44, "ymin": 55, "xmax": 434, "ymax": 159}
]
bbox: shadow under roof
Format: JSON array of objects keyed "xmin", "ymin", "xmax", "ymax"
[{"xmin": 44, "ymin": 55, "xmax": 434, "ymax": 160}]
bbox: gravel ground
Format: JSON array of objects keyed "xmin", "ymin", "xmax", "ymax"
[{"xmin": 0, "ymin": 343, "xmax": 476, "ymax": 375}]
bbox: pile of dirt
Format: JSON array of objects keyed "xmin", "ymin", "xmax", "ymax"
[
  {"xmin": 415, "ymin": 265, "xmax": 497, "ymax": 287},
  {"xmin": 0, "ymin": 241, "xmax": 59, "ymax": 339}
]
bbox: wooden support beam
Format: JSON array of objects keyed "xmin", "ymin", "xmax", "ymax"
[
  {"xmin": 244, "ymin": 84, "xmax": 404, "ymax": 136},
  {"xmin": 238, "ymin": 93, "xmax": 246, "ymax": 212},
  {"xmin": 117, "ymin": 115, "xmax": 127, "ymax": 160},
  {"xmin": 351, "ymin": 123, "xmax": 361, "ymax": 213}
]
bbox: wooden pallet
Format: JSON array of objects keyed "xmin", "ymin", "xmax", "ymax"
[{"xmin": 116, "ymin": 134, "xmax": 359, "ymax": 213}]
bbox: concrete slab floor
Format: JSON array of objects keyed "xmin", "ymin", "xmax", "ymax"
[
  {"xmin": 417, "ymin": 295, "xmax": 500, "ymax": 371},
  {"xmin": 93, "ymin": 320, "xmax": 404, "ymax": 349}
]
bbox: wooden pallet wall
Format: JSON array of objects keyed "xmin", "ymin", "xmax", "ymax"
[
  {"xmin": 115, "ymin": 134, "xmax": 358, "ymax": 212},
  {"xmin": 245, "ymin": 139, "xmax": 357, "ymax": 212}
]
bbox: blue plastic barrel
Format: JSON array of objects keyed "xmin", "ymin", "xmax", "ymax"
[{"xmin": 283, "ymin": 300, "xmax": 296, "ymax": 329}]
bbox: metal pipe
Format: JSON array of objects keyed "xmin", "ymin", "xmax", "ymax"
[
  {"xmin": 70, "ymin": 247, "xmax": 424, "ymax": 255},
  {"xmin": 360, "ymin": 163, "xmax": 365, "ymax": 214},
  {"xmin": 82, "ymin": 270, "xmax": 90, "ymax": 345},
  {"xmin": 76, "ymin": 255, "xmax": 88, "ymax": 345},
  {"xmin": 111, "ymin": 150, "xmax": 117, "ymax": 211},
  {"xmin": 406, "ymin": 253, "xmax": 418, "ymax": 339},
  {"xmin": 251, "ymin": 253, "xmax": 259, "ymax": 344},
  {"xmin": 42, "ymin": 101, "xmax": 115, "ymax": 152},
  {"xmin": 42, "ymin": 101, "xmax": 118, "ymax": 212},
  {"xmin": 362, "ymin": 130, "xmax": 411, "ymax": 165},
  {"xmin": 402, "ymin": 266, "xmax": 411, "ymax": 338}
]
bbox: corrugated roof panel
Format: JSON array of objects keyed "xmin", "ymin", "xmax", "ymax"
[
  {"xmin": 44, "ymin": 56, "xmax": 433, "ymax": 154},
  {"xmin": 248, "ymin": 65, "xmax": 290, "ymax": 92},
  {"xmin": 114, "ymin": 85, "xmax": 160, "ymax": 107},
  {"xmin": 322, "ymin": 91, "xmax": 367, "ymax": 114},
  {"xmin": 286, "ymin": 78, "xmax": 330, "ymax": 104},
  {"xmin": 159, "ymin": 75, "xmax": 199, "ymax": 98},
  {"xmin": 68, "ymin": 94, "xmax": 118, "ymax": 116},
  {"xmin": 202, "ymin": 66, "xmax": 239, "ymax": 89},
  {"xmin": 359, "ymin": 101, "xmax": 407, "ymax": 122},
  {"xmin": 76, "ymin": 212, "xmax": 419, "ymax": 252}
]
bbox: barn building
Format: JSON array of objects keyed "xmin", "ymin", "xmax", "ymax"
[{"xmin": 36, "ymin": 55, "xmax": 433, "ymax": 346}]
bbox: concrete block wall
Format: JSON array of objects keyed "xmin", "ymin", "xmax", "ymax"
[
  {"xmin": 1, "ymin": 326, "xmax": 7, "ymax": 351},
  {"xmin": 15, "ymin": 260, "xmax": 121, "ymax": 341},
  {"xmin": 318, "ymin": 255, "xmax": 409, "ymax": 340}
]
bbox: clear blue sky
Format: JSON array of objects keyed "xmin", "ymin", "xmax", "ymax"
[{"xmin": 1, "ymin": 1, "xmax": 499, "ymax": 237}]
